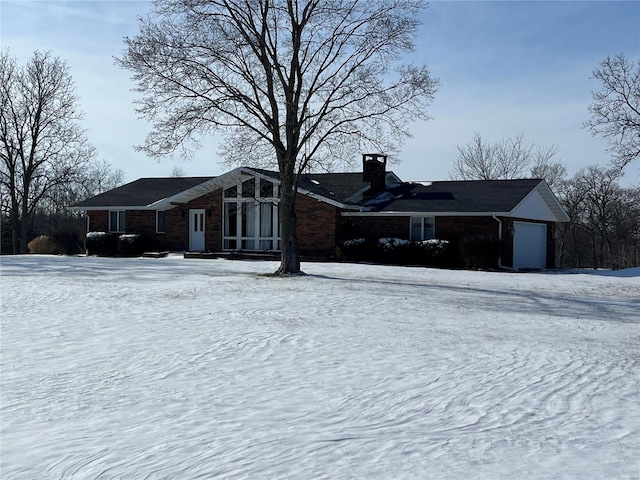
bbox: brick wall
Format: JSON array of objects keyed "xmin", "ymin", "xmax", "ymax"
[
  {"xmin": 296, "ymin": 194, "xmax": 340, "ymax": 258},
  {"xmin": 434, "ymin": 216, "xmax": 499, "ymax": 241},
  {"xmin": 85, "ymin": 189, "xmax": 223, "ymax": 252},
  {"xmin": 160, "ymin": 189, "xmax": 223, "ymax": 252},
  {"xmin": 87, "ymin": 211, "xmax": 108, "ymax": 232},
  {"xmin": 338, "ymin": 215, "xmax": 504, "ymax": 243},
  {"xmin": 338, "ymin": 216, "xmax": 410, "ymax": 241}
]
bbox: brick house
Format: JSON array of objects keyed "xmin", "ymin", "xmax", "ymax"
[{"xmin": 69, "ymin": 154, "xmax": 570, "ymax": 270}]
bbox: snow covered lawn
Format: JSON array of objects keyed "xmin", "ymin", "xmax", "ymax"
[{"xmin": 1, "ymin": 255, "xmax": 639, "ymax": 479}]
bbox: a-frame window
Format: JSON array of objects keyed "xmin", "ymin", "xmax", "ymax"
[{"xmin": 223, "ymin": 176, "xmax": 280, "ymax": 251}]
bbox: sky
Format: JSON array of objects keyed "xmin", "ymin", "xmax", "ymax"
[{"xmin": 1, "ymin": 0, "xmax": 639, "ymax": 186}]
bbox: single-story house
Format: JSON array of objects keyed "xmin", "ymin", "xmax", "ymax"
[{"xmin": 69, "ymin": 154, "xmax": 570, "ymax": 270}]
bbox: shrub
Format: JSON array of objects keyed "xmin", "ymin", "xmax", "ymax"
[
  {"xmin": 336, "ymin": 238, "xmax": 377, "ymax": 263},
  {"xmin": 51, "ymin": 230, "xmax": 84, "ymax": 255},
  {"xmin": 458, "ymin": 234, "xmax": 502, "ymax": 270},
  {"xmin": 118, "ymin": 234, "xmax": 147, "ymax": 257},
  {"xmin": 27, "ymin": 235, "xmax": 62, "ymax": 255},
  {"xmin": 86, "ymin": 232, "xmax": 118, "ymax": 256},
  {"xmin": 337, "ymin": 237, "xmax": 460, "ymax": 268}
]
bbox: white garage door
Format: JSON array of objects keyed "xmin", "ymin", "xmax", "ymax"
[{"xmin": 513, "ymin": 221, "xmax": 547, "ymax": 270}]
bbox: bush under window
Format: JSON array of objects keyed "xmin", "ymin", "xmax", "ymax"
[{"xmin": 337, "ymin": 237, "xmax": 459, "ymax": 268}]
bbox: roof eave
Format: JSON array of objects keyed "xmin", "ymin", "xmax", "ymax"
[
  {"xmin": 510, "ymin": 180, "xmax": 571, "ymax": 222},
  {"xmin": 66, "ymin": 205, "xmax": 157, "ymax": 212},
  {"xmin": 342, "ymin": 211, "xmax": 513, "ymax": 217}
]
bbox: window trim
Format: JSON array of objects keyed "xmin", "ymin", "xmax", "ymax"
[
  {"xmin": 410, "ymin": 216, "xmax": 435, "ymax": 241},
  {"xmin": 222, "ymin": 176, "xmax": 280, "ymax": 251},
  {"xmin": 109, "ymin": 210, "xmax": 126, "ymax": 233}
]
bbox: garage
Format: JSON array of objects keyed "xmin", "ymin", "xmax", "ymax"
[{"xmin": 513, "ymin": 221, "xmax": 547, "ymax": 270}]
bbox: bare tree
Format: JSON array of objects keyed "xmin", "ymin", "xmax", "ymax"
[
  {"xmin": 28, "ymin": 158, "xmax": 125, "ymax": 254},
  {"xmin": 0, "ymin": 50, "xmax": 97, "ymax": 253},
  {"xmin": 574, "ymin": 166, "xmax": 621, "ymax": 268},
  {"xmin": 530, "ymin": 151, "xmax": 567, "ymax": 191},
  {"xmin": 450, "ymin": 132, "xmax": 563, "ymax": 187},
  {"xmin": 556, "ymin": 165, "xmax": 639, "ymax": 269},
  {"xmin": 170, "ymin": 165, "xmax": 186, "ymax": 177},
  {"xmin": 585, "ymin": 53, "xmax": 640, "ymax": 171},
  {"xmin": 79, "ymin": 159, "xmax": 126, "ymax": 200},
  {"xmin": 608, "ymin": 186, "xmax": 640, "ymax": 268},
  {"xmin": 450, "ymin": 132, "xmax": 496, "ymax": 180},
  {"xmin": 117, "ymin": 0, "xmax": 439, "ymax": 274},
  {"xmin": 555, "ymin": 179, "xmax": 588, "ymax": 268}
]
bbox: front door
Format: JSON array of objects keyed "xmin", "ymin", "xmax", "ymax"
[{"xmin": 189, "ymin": 209, "xmax": 205, "ymax": 251}]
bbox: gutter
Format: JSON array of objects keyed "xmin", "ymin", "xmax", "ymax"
[{"xmin": 493, "ymin": 215, "xmax": 515, "ymax": 271}]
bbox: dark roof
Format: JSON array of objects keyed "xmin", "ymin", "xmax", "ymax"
[
  {"xmin": 251, "ymin": 168, "xmax": 374, "ymax": 204},
  {"xmin": 72, "ymin": 177, "xmax": 214, "ymax": 208},
  {"xmin": 365, "ymin": 179, "xmax": 543, "ymax": 213},
  {"xmin": 303, "ymin": 172, "xmax": 371, "ymax": 202},
  {"xmin": 70, "ymin": 168, "xmax": 544, "ymax": 215}
]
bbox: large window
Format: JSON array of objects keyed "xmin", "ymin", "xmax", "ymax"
[
  {"xmin": 410, "ymin": 216, "xmax": 435, "ymax": 241},
  {"xmin": 109, "ymin": 210, "xmax": 126, "ymax": 233},
  {"xmin": 223, "ymin": 176, "xmax": 279, "ymax": 251}
]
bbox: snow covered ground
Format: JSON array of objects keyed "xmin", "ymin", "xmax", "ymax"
[{"xmin": 1, "ymin": 255, "xmax": 638, "ymax": 480}]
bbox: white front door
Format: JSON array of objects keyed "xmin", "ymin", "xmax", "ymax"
[
  {"xmin": 189, "ymin": 209, "xmax": 206, "ymax": 251},
  {"xmin": 513, "ymin": 221, "xmax": 547, "ymax": 270}
]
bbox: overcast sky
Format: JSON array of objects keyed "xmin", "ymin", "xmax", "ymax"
[{"xmin": 2, "ymin": 1, "xmax": 639, "ymax": 186}]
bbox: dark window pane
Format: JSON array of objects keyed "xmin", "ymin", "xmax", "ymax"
[
  {"xmin": 119, "ymin": 211, "xmax": 126, "ymax": 232},
  {"xmin": 424, "ymin": 217, "xmax": 435, "ymax": 239},
  {"xmin": 410, "ymin": 217, "xmax": 422, "ymax": 241},
  {"xmin": 157, "ymin": 211, "xmax": 166, "ymax": 233},
  {"xmin": 110, "ymin": 211, "xmax": 117, "ymax": 232},
  {"xmin": 260, "ymin": 179, "xmax": 274, "ymax": 197},
  {"xmin": 242, "ymin": 178, "xmax": 255, "ymax": 197},
  {"xmin": 224, "ymin": 185, "xmax": 237, "ymax": 198},
  {"xmin": 224, "ymin": 203, "xmax": 237, "ymax": 236}
]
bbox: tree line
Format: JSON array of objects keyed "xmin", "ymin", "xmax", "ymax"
[{"xmin": 1, "ymin": 50, "xmax": 123, "ymax": 254}]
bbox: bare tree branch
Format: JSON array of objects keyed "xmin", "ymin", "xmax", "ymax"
[
  {"xmin": 585, "ymin": 53, "xmax": 640, "ymax": 172},
  {"xmin": 117, "ymin": 0, "xmax": 439, "ymax": 273},
  {"xmin": 450, "ymin": 132, "xmax": 564, "ymax": 190},
  {"xmin": 0, "ymin": 49, "xmax": 98, "ymax": 253}
]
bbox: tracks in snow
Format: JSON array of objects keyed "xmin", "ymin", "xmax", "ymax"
[{"xmin": 1, "ymin": 257, "xmax": 638, "ymax": 479}]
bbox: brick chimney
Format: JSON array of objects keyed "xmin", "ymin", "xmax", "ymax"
[{"xmin": 362, "ymin": 153, "xmax": 387, "ymax": 197}]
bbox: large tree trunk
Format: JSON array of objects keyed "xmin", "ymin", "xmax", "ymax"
[
  {"xmin": 10, "ymin": 208, "xmax": 20, "ymax": 254},
  {"xmin": 16, "ymin": 188, "xmax": 32, "ymax": 253},
  {"xmin": 19, "ymin": 204, "xmax": 29, "ymax": 254},
  {"xmin": 19, "ymin": 221, "xmax": 28, "ymax": 253},
  {"xmin": 275, "ymin": 162, "xmax": 301, "ymax": 275}
]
